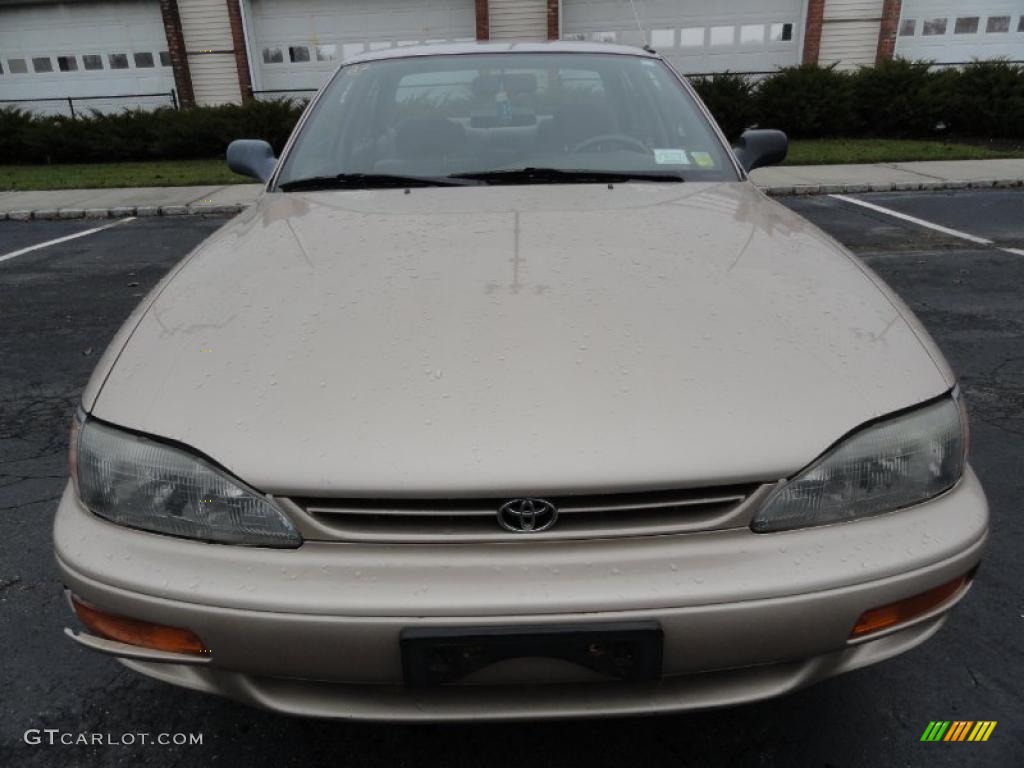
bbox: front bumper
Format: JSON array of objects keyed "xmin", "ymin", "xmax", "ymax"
[{"xmin": 54, "ymin": 468, "xmax": 988, "ymax": 721}]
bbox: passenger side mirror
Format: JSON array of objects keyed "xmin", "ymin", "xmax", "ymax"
[
  {"xmin": 227, "ymin": 139, "xmax": 277, "ymax": 182},
  {"xmin": 731, "ymin": 129, "xmax": 788, "ymax": 172}
]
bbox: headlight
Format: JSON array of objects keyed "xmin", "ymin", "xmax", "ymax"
[
  {"xmin": 72, "ymin": 414, "xmax": 301, "ymax": 548},
  {"xmin": 751, "ymin": 392, "xmax": 967, "ymax": 533}
]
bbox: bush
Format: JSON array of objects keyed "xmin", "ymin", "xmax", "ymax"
[
  {"xmin": 755, "ymin": 64, "xmax": 858, "ymax": 138},
  {"xmin": 946, "ymin": 60, "xmax": 1024, "ymax": 139},
  {"xmin": 0, "ymin": 98, "xmax": 305, "ymax": 165},
  {"xmin": 690, "ymin": 72, "xmax": 758, "ymax": 141},
  {"xmin": 851, "ymin": 58, "xmax": 950, "ymax": 137},
  {"xmin": 4, "ymin": 59, "xmax": 1024, "ymax": 165}
]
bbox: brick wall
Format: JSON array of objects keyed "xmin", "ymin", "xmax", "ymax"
[
  {"xmin": 876, "ymin": 0, "xmax": 902, "ymax": 63},
  {"xmin": 547, "ymin": 0, "xmax": 559, "ymax": 40},
  {"xmin": 158, "ymin": 0, "xmax": 195, "ymax": 107},
  {"xmin": 802, "ymin": 0, "xmax": 826, "ymax": 64},
  {"xmin": 475, "ymin": 0, "xmax": 489, "ymax": 40},
  {"xmin": 225, "ymin": 0, "xmax": 253, "ymax": 102}
]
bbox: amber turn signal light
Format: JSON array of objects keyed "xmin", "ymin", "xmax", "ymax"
[
  {"xmin": 850, "ymin": 572, "xmax": 972, "ymax": 639},
  {"xmin": 71, "ymin": 595, "xmax": 208, "ymax": 656}
]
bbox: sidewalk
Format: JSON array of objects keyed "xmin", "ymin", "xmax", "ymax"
[{"xmin": 1, "ymin": 159, "xmax": 1023, "ymax": 220}]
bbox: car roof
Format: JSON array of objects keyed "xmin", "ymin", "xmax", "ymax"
[{"xmin": 342, "ymin": 40, "xmax": 660, "ymax": 66}]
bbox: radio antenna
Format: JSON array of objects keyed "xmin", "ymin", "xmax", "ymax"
[{"xmin": 628, "ymin": 0, "xmax": 652, "ymax": 50}]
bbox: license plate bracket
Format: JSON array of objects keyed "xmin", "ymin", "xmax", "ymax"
[{"xmin": 400, "ymin": 621, "xmax": 663, "ymax": 687}]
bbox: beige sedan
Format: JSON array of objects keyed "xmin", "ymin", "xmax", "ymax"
[{"xmin": 55, "ymin": 42, "xmax": 987, "ymax": 721}]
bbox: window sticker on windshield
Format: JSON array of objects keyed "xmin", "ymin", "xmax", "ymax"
[
  {"xmin": 653, "ymin": 149, "xmax": 689, "ymax": 165},
  {"xmin": 691, "ymin": 151, "xmax": 715, "ymax": 169}
]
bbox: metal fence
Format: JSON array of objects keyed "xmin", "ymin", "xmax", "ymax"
[
  {"xmin": 252, "ymin": 88, "xmax": 316, "ymax": 103},
  {"xmin": 0, "ymin": 90, "xmax": 178, "ymax": 117}
]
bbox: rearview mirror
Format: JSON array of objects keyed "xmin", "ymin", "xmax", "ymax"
[
  {"xmin": 731, "ymin": 129, "xmax": 788, "ymax": 172},
  {"xmin": 227, "ymin": 139, "xmax": 277, "ymax": 182}
]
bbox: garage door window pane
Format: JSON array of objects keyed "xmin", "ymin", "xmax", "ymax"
[
  {"xmin": 57, "ymin": 55, "xmax": 78, "ymax": 72},
  {"xmin": 650, "ymin": 29, "xmax": 674, "ymax": 47},
  {"xmin": 8, "ymin": 58, "xmax": 28, "ymax": 74},
  {"xmin": 922, "ymin": 18, "xmax": 947, "ymax": 35},
  {"xmin": 899, "ymin": 19, "xmax": 916, "ymax": 36},
  {"xmin": 954, "ymin": 17, "xmax": 979, "ymax": 34},
  {"xmin": 134, "ymin": 52, "xmax": 154, "ymax": 68},
  {"xmin": 82, "ymin": 54, "xmax": 103, "ymax": 70},
  {"xmin": 679, "ymin": 28, "xmax": 704, "ymax": 47},
  {"xmin": 109, "ymin": 53, "xmax": 129, "ymax": 69},
  {"xmin": 710, "ymin": 26, "xmax": 734, "ymax": 46},
  {"xmin": 341, "ymin": 43, "xmax": 365, "ymax": 59},
  {"xmin": 740, "ymin": 25, "xmax": 764, "ymax": 44},
  {"xmin": 159, "ymin": 51, "xmax": 171, "ymax": 66},
  {"xmin": 1019, "ymin": 16, "xmax": 1024, "ymax": 32},
  {"xmin": 289, "ymin": 46, "xmax": 310, "ymax": 63},
  {"xmin": 985, "ymin": 16, "xmax": 1010, "ymax": 33},
  {"xmin": 315, "ymin": 44, "xmax": 337, "ymax": 62},
  {"xmin": 769, "ymin": 23, "xmax": 793, "ymax": 42}
]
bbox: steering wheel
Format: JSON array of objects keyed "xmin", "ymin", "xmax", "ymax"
[{"xmin": 572, "ymin": 134, "xmax": 649, "ymax": 154}]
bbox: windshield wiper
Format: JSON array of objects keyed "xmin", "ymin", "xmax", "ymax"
[
  {"xmin": 450, "ymin": 168, "xmax": 686, "ymax": 185},
  {"xmin": 278, "ymin": 173, "xmax": 475, "ymax": 191}
]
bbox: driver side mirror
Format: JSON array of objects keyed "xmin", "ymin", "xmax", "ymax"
[
  {"xmin": 227, "ymin": 139, "xmax": 277, "ymax": 182},
  {"xmin": 731, "ymin": 129, "xmax": 788, "ymax": 172}
]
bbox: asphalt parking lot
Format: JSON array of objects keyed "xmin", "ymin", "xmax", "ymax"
[{"xmin": 1, "ymin": 188, "xmax": 1021, "ymax": 767}]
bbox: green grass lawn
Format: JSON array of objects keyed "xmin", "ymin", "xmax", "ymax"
[
  {"xmin": 783, "ymin": 138, "xmax": 1021, "ymax": 165},
  {"xmin": 0, "ymin": 159, "xmax": 249, "ymax": 191},
  {"xmin": 1, "ymin": 140, "xmax": 1021, "ymax": 190}
]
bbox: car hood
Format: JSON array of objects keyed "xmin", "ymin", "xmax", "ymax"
[{"xmin": 87, "ymin": 182, "xmax": 952, "ymax": 496}]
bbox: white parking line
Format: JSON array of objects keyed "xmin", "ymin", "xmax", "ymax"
[
  {"xmin": 829, "ymin": 194, "xmax": 993, "ymax": 245},
  {"xmin": 0, "ymin": 217, "xmax": 136, "ymax": 264}
]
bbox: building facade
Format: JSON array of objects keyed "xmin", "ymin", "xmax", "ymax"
[{"xmin": 1, "ymin": 0, "xmax": 1021, "ymax": 114}]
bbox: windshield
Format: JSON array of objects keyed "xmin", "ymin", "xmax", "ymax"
[{"xmin": 275, "ymin": 52, "xmax": 738, "ymax": 188}]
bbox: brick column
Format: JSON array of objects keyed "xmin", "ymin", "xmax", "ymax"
[
  {"xmin": 547, "ymin": 0, "xmax": 559, "ymax": 40},
  {"xmin": 158, "ymin": 0, "xmax": 195, "ymax": 107},
  {"xmin": 225, "ymin": 0, "xmax": 253, "ymax": 102},
  {"xmin": 876, "ymin": 0, "xmax": 902, "ymax": 63},
  {"xmin": 802, "ymin": 0, "xmax": 825, "ymax": 65},
  {"xmin": 475, "ymin": 0, "xmax": 489, "ymax": 40}
]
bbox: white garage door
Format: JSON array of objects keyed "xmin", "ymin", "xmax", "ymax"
[
  {"xmin": 818, "ymin": 0, "xmax": 884, "ymax": 69},
  {"xmin": 489, "ymin": 0, "xmax": 548, "ymax": 40},
  {"xmin": 0, "ymin": 0, "xmax": 175, "ymax": 116},
  {"xmin": 895, "ymin": 1, "xmax": 1024, "ymax": 64},
  {"xmin": 250, "ymin": 0, "xmax": 476, "ymax": 95},
  {"xmin": 561, "ymin": 0, "xmax": 804, "ymax": 75}
]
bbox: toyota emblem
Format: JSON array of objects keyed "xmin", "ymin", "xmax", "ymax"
[{"xmin": 497, "ymin": 498, "xmax": 558, "ymax": 533}]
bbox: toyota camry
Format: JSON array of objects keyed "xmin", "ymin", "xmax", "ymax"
[{"xmin": 54, "ymin": 41, "xmax": 988, "ymax": 721}]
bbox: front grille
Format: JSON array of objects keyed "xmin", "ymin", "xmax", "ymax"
[{"xmin": 284, "ymin": 483, "xmax": 770, "ymax": 543}]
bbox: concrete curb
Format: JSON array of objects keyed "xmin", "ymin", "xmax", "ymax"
[
  {"xmin": 0, "ymin": 203, "xmax": 250, "ymax": 221},
  {"xmin": 761, "ymin": 177, "xmax": 1024, "ymax": 197},
  {"xmin": 1, "ymin": 177, "xmax": 1022, "ymax": 220}
]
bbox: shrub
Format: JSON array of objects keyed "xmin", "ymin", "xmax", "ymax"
[
  {"xmin": 690, "ymin": 72, "xmax": 759, "ymax": 141},
  {"xmin": 852, "ymin": 58, "xmax": 949, "ymax": 137},
  {"xmin": 946, "ymin": 60, "xmax": 1024, "ymax": 139},
  {"xmin": 756, "ymin": 64, "xmax": 858, "ymax": 138},
  {"xmin": 0, "ymin": 98, "xmax": 305, "ymax": 165}
]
